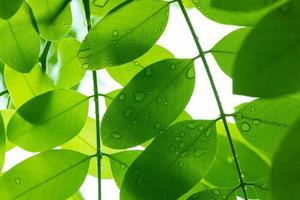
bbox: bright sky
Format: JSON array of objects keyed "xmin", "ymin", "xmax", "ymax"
[{"xmin": 0, "ymin": 1, "xmax": 254, "ymax": 199}]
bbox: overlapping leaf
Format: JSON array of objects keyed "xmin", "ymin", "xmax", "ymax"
[{"xmin": 0, "ymin": 0, "xmax": 24, "ymax": 19}]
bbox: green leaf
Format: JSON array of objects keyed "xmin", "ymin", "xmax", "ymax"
[
  {"xmin": 67, "ymin": 191, "xmax": 84, "ymax": 200},
  {"xmin": 28, "ymin": 0, "xmax": 72, "ymax": 41},
  {"xmin": 55, "ymin": 38, "xmax": 86, "ymax": 89},
  {"xmin": 0, "ymin": 0, "xmax": 24, "ymax": 19},
  {"xmin": 271, "ymin": 119, "xmax": 300, "ymax": 200},
  {"xmin": 107, "ymin": 45, "xmax": 173, "ymax": 86},
  {"xmin": 233, "ymin": 1, "xmax": 300, "ymax": 97},
  {"xmin": 101, "ymin": 59, "xmax": 195, "ymax": 148},
  {"xmin": 109, "ymin": 150, "xmax": 141, "ymax": 187},
  {"xmin": 187, "ymin": 188, "xmax": 236, "ymax": 200},
  {"xmin": 90, "ymin": 0, "xmax": 126, "ymax": 17},
  {"xmin": 120, "ymin": 120, "xmax": 217, "ymax": 200},
  {"xmin": 191, "ymin": 0, "xmax": 286, "ymax": 26},
  {"xmin": 62, "ymin": 118, "xmax": 120, "ymax": 179},
  {"xmin": 78, "ymin": 0, "xmax": 170, "ymax": 70},
  {"xmin": 234, "ymin": 96, "xmax": 300, "ymax": 158},
  {"xmin": 4, "ymin": 64, "xmax": 54, "ymax": 108},
  {"xmin": 0, "ymin": 149, "xmax": 90, "ymax": 200},
  {"xmin": 0, "ymin": 3, "xmax": 40, "ymax": 73},
  {"xmin": 0, "ymin": 113, "xmax": 5, "ymax": 172},
  {"xmin": 211, "ymin": 28, "xmax": 250, "ymax": 77},
  {"xmin": 7, "ymin": 89, "xmax": 89, "ymax": 152},
  {"xmin": 0, "ymin": 109, "xmax": 16, "ymax": 151}
]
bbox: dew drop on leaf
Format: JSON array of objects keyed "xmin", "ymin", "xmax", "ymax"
[
  {"xmin": 155, "ymin": 122, "xmax": 161, "ymax": 129},
  {"xmin": 241, "ymin": 122, "xmax": 251, "ymax": 132},
  {"xmin": 252, "ymin": 119, "xmax": 261, "ymax": 125},
  {"xmin": 186, "ymin": 66, "xmax": 195, "ymax": 79},
  {"xmin": 93, "ymin": 0, "xmax": 108, "ymax": 7},
  {"xmin": 178, "ymin": 162, "xmax": 184, "ymax": 168},
  {"xmin": 118, "ymin": 93, "xmax": 126, "ymax": 101},
  {"xmin": 124, "ymin": 109, "xmax": 133, "ymax": 118},
  {"xmin": 112, "ymin": 40, "xmax": 117, "ymax": 45},
  {"xmin": 144, "ymin": 67, "xmax": 153, "ymax": 76},
  {"xmin": 15, "ymin": 178, "xmax": 21, "ymax": 185},
  {"xmin": 82, "ymin": 63, "xmax": 90, "ymax": 69},
  {"xmin": 112, "ymin": 132, "xmax": 121, "ymax": 139},
  {"xmin": 134, "ymin": 92, "xmax": 145, "ymax": 102},
  {"xmin": 194, "ymin": 150, "xmax": 204, "ymax": 157},
  {"xmin": 212, "ymin": 189, "xmax": 221, "ymax": 195},
  {"xmin": 174, "ymin": 136, "xmax": 182, "ymax": 141},
  {"xmin": 170, "ymin": 63, "xmax": 176, "ymax": 70},
  {"xmin": 112, "ymin": 29, "xmax": 119, "ymax": 37},
  {"xmin": 179, "ymin": 143, "xmax": 185, "ymax": 148}
]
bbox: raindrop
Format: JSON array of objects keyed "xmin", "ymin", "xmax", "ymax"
[
  {"xmin": 205, "ymin": 129, "xmax": 212, "ymax": 137},
  {"xmin": 252, "ymin": 119, "xmax": 261, "ymax": 125},
  {"xmin": 121, "ymin": 165, "xmax": 126, "ymax": 169},
  {"xmin": 144, "ymin": 67, "xmax": 153, "ymax": 76},
  {"xmin": 133, "ymin": 61, "xmax": 140, "ymax": 66},
  {"xmin": 118, "ymin": 93, "xmax": 126, "ymax": 101},
  {"xmin": 194, "ymin": 150, "xmax": 204, "ymax": 157},
  {"xmin": 64, "ymin": 23, "xmax": 71, "ymax": 28},
  {"xmin": 164, "ymin": 101, "xmax": 168, "ymax": 105},
  {"xmin": 93, "ymin": 0, "xmax": 108, "ymax": 7},
  {"xmin": 249, "ymin": 106, "xmax": 255, "ymax": 112},
  {"xmin": 179, "ymin": 143, "xmax": 185, "ymax": 148},
  {"xmin": 134, "ymin": 92, "xmax": 145, "ymax": 102},
  {"xmin": 15, "ymin": 178, "xmax": 21, "ymax": 185},
  {"xmin": 153, "ymin": 28, "xmax": 158, "ymax": 33},
  {"xmin": 241, "ymin": 122, "xmax": 251, "ymax": 132},
  {"xmin": 106, "ymin": 56, "xmax": 111, "ymax": 61},
  {"xmin": 155, "ymin": 122, "xmax": 161, "ymax": 129},
  {"xmin": 178, "ymin": 162, "xmax": 184, "ymax": 168},
  {"xmin": 112, "ymin": 40, "xmax": 117, "ymax": 45},
  {"xmin": 186, "ymin": 66, "xmax": 195, "ymax": 79},
  {"xmin": 82, "ymin": 63, "xmax": 90, "ymax": 69},
  {"xmin": 187, "ymin": 121, "xmax": 198, "ymax": 129},
  {"xmin": 198, "ymin": 126, "xmax": 204, "ymax": 131},
  {"xmin": 112, "ymin": 132, "xmax": 121, "ymax": 139},
  {"xmin": 128, "ymin": 40, "xmax": 134, "ymax": 45},
  {"xmin": 157, "ymin": 98, "xmax": 163, "ymax": 103},
  {"xmin": 235, "ymin": 113, "xmax": 243, "ymax": 120},
  {"xmin": 180, "ymin": 131, "xmax": 186, "ymax": 137},
  {"xmin": 132, "ymin": 120, "xmax": 138, "ymax": 125},
  {"xmin": 170, "ymin": 63, "xmax": 176, "ymax": 70},
  {"xmin": 124, "ymin": 109, "xmax": 133, "ymax": 118},
  {"xmin": 112, "ymin": 29, "xmax": 119, "ymax": 37},
  {"xmin": 180, "ymin": 151, "xmax": 187, "ymax": 157},
  {"xmin": 174, "ymin": 136, "xmax": 182, "ymax": 141},
  {"xmin": 212, "ymin": 189, "xmax": 221, "ymax": 195}
]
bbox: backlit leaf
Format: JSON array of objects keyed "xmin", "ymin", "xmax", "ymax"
[
  {"xmin": 0, "ymin": 3, "xmax": 40, "ymax": 72},
  {"xmin": 78, "ymin": 0, "xmax": 170, "ymax": 70},
  {"xmin": 0, "ymin": 149, "xmax": 90, "ymax": 200},
  {"xmin": 7, "ymin": 89, "xmax": 89, "ymax": 152},
  {"xmin": 120, "ymin": 120, "xmax": 217, "ymax": 200},
  {"xmin": 101, "ymin": 59, "xmax": 195, "ymax": 148}
]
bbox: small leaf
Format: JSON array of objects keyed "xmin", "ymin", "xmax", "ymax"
[
  {"xmin": 78, "ymin": 0, "xmax": 170, "ymax": 70},
  {"xmin": 0, "ymin": 0, "xmax": 24, "ymax": 19},
  {"xmin": 109, "ymin": 150, "xmax": 141, "ymax": 187},
  {"xmin": 55, "ymin": 38, "xmax": 86, "ymax": 89},
  {"xmin": 4, "ymin": 64, "xmax": 54, "ymax": 108},
  {"xmin": 27, "ymin": 0, "xmax": 72, "ymax": 41},
  {"xmin": 0, "ymin": 3, "xmax": 40, "ymax": 72},
  {"xmin": 187, "ymin": 188, "xmax": 236, "ymax": 200},
  {"xmin": 107, "ymin": 45, "xmax": 173, "ymax": 86},
  {"xmin": 62, "ymin": 118, "xmax": 120, "ymax": 179},
  {"xmin": 234, "ymin": 96, "xmax": 300, "ymax": 158},
  {"xmin": 271, "ymin": 119, "xmax": 300, "ymax": 200},
  {"xmin": 211, "ymin": 28, "xmax": 250, "ymax": 77},
  {"xmin": 7, "ymin": 89, "xmax": 89, "ymax": 152},
  {"xmin": 120, "ymin": 120, "xmax": 217, "ymax": 200},
  {"xmin": 0, "ymin": 149, "xmax": 90, "ymax": 200},
  {"xmin": 191, "ymin": 0, "xmax": 286, "ymax": 26},
  {"xmin": 0, "ymin": 113, "xmax": 5, "ymax": 172},
  {"xmin": 101, "ymin": 59, "xmax": 195, "ymax": 148},
  {"xmin": 233, "ymin": 0, "xmax": 300, "ymax": 97}
]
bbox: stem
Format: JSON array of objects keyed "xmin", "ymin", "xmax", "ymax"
[
  {"xmin": 82, "ymin": 0, "xmax": 101, "ymax": 199},
  {"xmin": 0, "ymin": 90, "xmax": 8, "ymax": 97},
  {"xmin": 176, "ymin": 1, "xmax": 248, "ymax": 199},
  {"xmin": 39, "ymin": 41, "xmax": 52, "ymax": 72}
]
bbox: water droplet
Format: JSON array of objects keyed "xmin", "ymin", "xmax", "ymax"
[
  {"xmin": 212, "ymin": 189, "xmax": 221, "ymax": 195},
  {"xmin": 133, "ymin": 61, "xmax": 140, "ymax": 66},
  {"xmin": 178, "ymin": 162, "xmax": 184, "ymax": 168},
  {"xmin": 170, "ymin": 63, "xmax": 176, "ymax": 70},
  {"xmin": 157, "ymin": 97, "xmax": 162, "ymax": 103},
  {"xmin": 155, "ymin": 122, "xmax": 161, "ymax": 129},
  {"xmin": 128, "ymin": 40, "xmax": 134, "ymax": 45},
  {"xmin": 194, "ymin": 150, "xmax": 204, "ymax": 157},
  {"xmin": 136, "ymin": 177, "xmax": 143, "ymax": 184},
  {"xmin": 180, "ymin": 131, "xmax": 186, "ymax": 137},
  {"xmin": 198, "ymin": 126, "xmax": 204, "ymax": 131},
  {"xmin": 186, "ymin": 66, "xmax": 195, "ymax": 79},
  {"xmin": 134, "ymin": 92, "xmax": 145, "ymax": 102},
  {"xmin": 179, "ymin": 143, "xmax": 185, "ymax": 148},
  {"xmin": 235, "ymin": 113, "xmax": 243, "ymax": 120},
  {"xmin": 112, "ymin": 29, "xmax": 119, "ymax": 37},
  {"xmin": 249, "ymin": 107, "xmax": 255, "ymax": 112},
  {"xmin": 187, "ymin": 121, "xmax": 198, "ymax": 129},
  {"xmin": 118, "ymin": 93, "xmax": 126, "ymax": 101},
  {"xmin": 93, "ymin": 0, "xmax": 108, "ymax": 7},
  {"xmin": 205, "ymin": 129, "xmax": 212, "ymax": 137},
  {"xmin": 174, "ymin": 136, "xmax": 182, "ymax": 141},
  {"xmin": 121, "ymin": 164, "xmax": 126, "ymax": 169},
  {"xmin": 82, "ymin": 63, "xmax": 90, "ymax": 69},
  {"xmin": 252, "ymin": 119, "xmax": 261, "ymax": 125},
  {"xmin": 124, "ymin": 109, "xmax": 133, "ymax": 118},
  {"xmin": 164, "ymin": 101, "xmax": 168, "ymax": 105},
  {"xmin": 15, "ymin": 178, "xmax": 21, "ymax": 185},
  {"xmin": 78, "ymin": 48, "xmax": 92, "ymax": 59},
  {"xmin": 112, "ymin": 40, "xmax": 117, "ymax": 45},
  {"xmin": 147, "ymin": 91, "xmax": 153, "ymax": 95},
  {"xmin": 112, "ymin": 132, "xmax": 121, "ymax": 139},
  {"xmin": 64, "ymin": 23, "xmax": 71, "ymax": 28},
  {"xmin": 132, "ymin": 120, "xmax": 138, "ymax": 125},
  {"xmin": 144, "ymin": 67, "xmax": 153, "ymax": 76},
  {"xmin": 106, "ymin": 56, "xmax": 111, "ymax": 61},
  {"xmin": 180, "ymin": 151, "xmax": 187, "ymax": 157},
  {"xmin": 241, "ymin": 122, "xmax": 251, "ymax": 132}
]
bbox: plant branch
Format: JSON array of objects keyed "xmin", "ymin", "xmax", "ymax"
[
  {"xmin": 0, "ymin": 89, "xmax": 8, "ymax": 97},
  {"xmin": 82, "ymin": 0, "xmax": 101, "ymax": 200},
  {"xmin": 39, "ymin": 41, "xmax": 52, "ymax": 73},
  {"xmin": 176, "ymin": 1, "xmax": 248, "ymax": 199}
]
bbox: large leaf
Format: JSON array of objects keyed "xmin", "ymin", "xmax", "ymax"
[
  {"xmin": 0, "ymin": 3, "xmax": 40, "ymax": 73},
  {"xmin": 0, "ymin": 113, "xmax": 5, "ymax": 172},
  {"xmin": 55, "ymin": 38, "xmax": 86, "ymax": 89},
  {"xmin": 271, "ymin": 119, "xmax": 300, "ymax": 200},
  {"xmin": 233, "ymin": 0, "xmax": 300, "ymax": 97},
  {"xmin": 107, "ymin": 45, "xmax": 173, "ymax": 86},
  {"xmin": 0, "ymin": 150, "xmax": 90, "ymax": 200},
  {"xmin": 211, "ymin": 28, "xmax": 250, "ymax": 77},
  {"xmin": 187, "ymin": 188, "xmax": 236, "ymax": 200},
  {"xmin": 28, "ymin": 0, "xmax": 72, "ymax": 41},
  {"xmin": 78, "ymin": 0, "xmax": 170, "ymax": 70},
  {"xmin": 120, "ymin": 120, "xmax": 217, "ymax": 200},
  {"xmin": 234, "ymin": 96, "xmax": 300, "ymax": 158},
  {"xmin": 101, "ymin": 59, "xmax": 195, "ymax": 148},
  {"xmin": 62, "ymin": 118, "xmax": 120, "ymax": 179},
  {"xmin": 7, "ymin": 89, "xmax": 89, "ymax": 152},
  {"xmin": 191, "ymin": 0, "xmax": 286, "ymax": 26},
  {"xmin": 109, "ymin": 150, "xmax": 141, "ymax": 187},
  {"xmin": 4, "ymin": 64, "xmax": 54, "ymax": 108},
  {"xmin": 90, "ymin": 0, "xmax": 126, "ymax": 17},
  {"xmin": 0, "ymin": 0, "xmax": 24, "ymax": 19}
]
